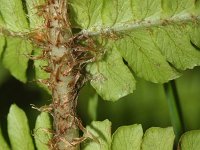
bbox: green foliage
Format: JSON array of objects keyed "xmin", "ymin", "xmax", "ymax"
[
  {"xmin": 26, "ymin": 0, "xmax": 45, "ymax": 29},
  {"xmin": 87, "ymin": 48, "xmax": 135, "ymax": 101},
  {"xmin": 179, "ymin": 130, "xmax": 200, "ymax": 150},
  {"xmin": 0, "ymin": 0, "xmax": 200, "ymax": 101},
  {"xmin": 70, "ymin": 0, "xmax": 200, "ymax": 100},
  {"xmin": 82, "ymin": 120, "xmax": 200, "ymax": 150},
  {"xmin": 141, "ymin": 127, "xmax": 175, "ymax": 150},
  {"xmin": 0, "ymin": 104, "xmax": 53, "ymax": 150},
  {"xmin": 0, "ymin": 105, "xmax": 200, "ymax": 150},
  {"xmin": 34, "ymin": 112, "xmax": 52, "ymax": 150},
  {"xmin": 111, "ymin": 124, "xmax": 143, "ymax": 150},
  {"xmin": 0, "ymin": 1, "xmax": 200, "ymax": 149},
  {"xmin": 7, "ymin": 104, "xmax": 34, "ymax": 150},
  {"xmin": 0, "ymin": 0, "xmax": 29, "ymax": 32},
  {"xmin": 0, "ymin": 0, "xmax": 34, "ymax": 83},
  {"xmin": 82, "ymin": 120, "xmax": 112, "ymax": 150},
  {"xmin": 2, "ymin": 37, "xmax": 32, "ymax": 82}
]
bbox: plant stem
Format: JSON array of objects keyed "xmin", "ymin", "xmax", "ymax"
[
  {"xmin": 46, "ymin": 0, "xmax": 80, "ymax": 149},
  {"xmin": 164, "ymin": 80, "xmax": 185, "ymax": 144},
  {"xmin": 38, "ymin": 0, "xmax": 95, "ymax": 149}
]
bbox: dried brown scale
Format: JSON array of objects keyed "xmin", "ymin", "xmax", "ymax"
[
  {"xmin": 41, "ymin": 65, "xmax": 52, "ymax": 73},
  {"xmin": 31, "ymin": 104, "xmax": 54, "ymax": 114}
]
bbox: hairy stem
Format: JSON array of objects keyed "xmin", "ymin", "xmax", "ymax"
[
  {"xmin": 164, "ymin": 80, "xmax": 185, "ymax": 145},
  {"xmin": 33, "ymin": 0, "xmax": 95, "ymax": 149},
  {"xmin": 46, "ymin": 0, "xmax": 80, "ymax": 149},
  {"xmin": 51, "ymin": 71, "xmax": 80, "ymax": 150}
]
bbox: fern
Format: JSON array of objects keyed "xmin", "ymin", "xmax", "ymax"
[{"xmin": 0, "ymin": 0, "xmax": 200, "ymax": 149}]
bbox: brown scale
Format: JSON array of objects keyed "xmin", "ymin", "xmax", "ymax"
[
  {"xmin": 25, "ymin": 49, "xmax": 49, "ymax": 67},
  {"xmin": 40, "ymin": 64, "xmax": 52, "ymax": 73},
  {"xmin": 34, "ymin": 3, "xmax": 48, "ymax": 17},
  {"xmin": 101, "ymin": 30, "xmax": 120, "ymax": 40},
  {"xmin": 161, "ymin": 19, "xmax": 171, "ymax": 26},
  {"xmin": 47, "ymin": 0, "xmax": 55, "ymax": 5},
  {"xmin": 29, "ymin": 31, "xmax": 48, "ymax": 44}
]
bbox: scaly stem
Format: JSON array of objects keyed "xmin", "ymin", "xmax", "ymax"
[
  {"xmin": 46, "ymin": 0, "xmax": 80, "ymax": 149},
  {"xmin": 164, "ymin": 80, "xmax": 185, "ymax": 145},
  {"xmin": 35, "ymin": 0, "xmax": 96, "ymax": 149}
]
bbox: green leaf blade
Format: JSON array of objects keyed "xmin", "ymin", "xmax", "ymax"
[
  {"xmin": 7, "ymin": 104, "xmax": 34, "ymax": 150},
  {"xmin": 70, "ymin": 0, "xmax": 200, "ymax": 86},
  {"xmin": 26, "ymin": 0, "xmax": 45, "ymax": 29},
  {"xmin": 0, "ymin": 0, "xmax": 29, "ymax": 32},
  {"xmin": 154, "ymin": 24, "xmax": 200, "ymax": 70},
  {"xmin": 82, "ymin": 119, "xmax": 112, "ymax": 150},
  {"xmin": 111, "ymin": 124, "xmax": 143, "ymax": 150},
  {"xmin": 70, "ymin": 0, "xmax": 199, "ymax": 32},
  {"xmin": 2, "ymin": 37, "xmax": 32, "ymax": 83},
  {"xmin": 69, "ymin": 0, "xmax": 103, "ymax": 29},
  {"xmin": 141, "ymin": 127, "xmax": 175, "ymax": 150},
  {"xmin": 179, "ymin": 130, "xmax": 200, "ymax": 150},
  {"xmin": 34, "ymin": 112, "xmax": 52, "ymax": 150},
  {"xmin": 87, "ymin": 48, "xmax": 136, "ymax": 101},
  {"xmin": 190, "ymin": 24, "xmax": 200, "ymax": 49},
  {"xmin": 113, "ymin": 30, "xmax": 181, "ymax": 83}
]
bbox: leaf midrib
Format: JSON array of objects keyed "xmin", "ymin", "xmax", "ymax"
[{"xmin": 81, "ymin": 13, "xmax": 200, "ymax": 36}]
